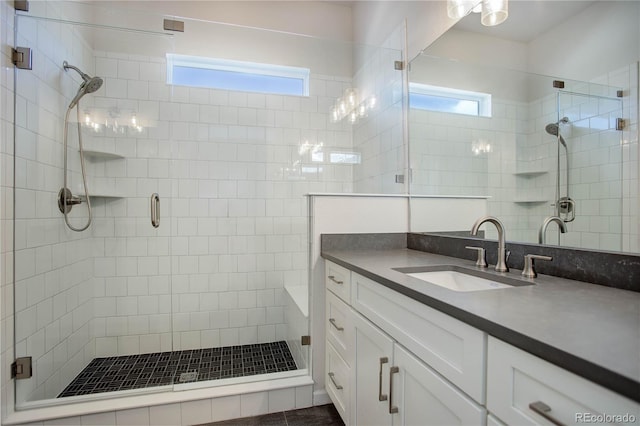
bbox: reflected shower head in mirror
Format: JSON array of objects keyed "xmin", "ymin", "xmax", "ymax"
[
  {"xmin": 545, "ymin": 117, "xmax": 569, "ymax": 147},
  {"xmin": 63, "ymin": 61, "xmax": 103, "ymax": 109}
]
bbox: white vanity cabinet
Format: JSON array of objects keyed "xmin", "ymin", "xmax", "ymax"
[
  {"xmin": 325, "ymin": 261, "xmax": 486, "ymax": 426},
  {"xmin": 324, "ymin": 259, "xmax": 640, "ymax": 426},
  {"xmin": 487, "ymin": 337, "xmax": 640, "ymax": 426}
]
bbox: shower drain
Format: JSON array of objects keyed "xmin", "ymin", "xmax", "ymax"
[{"xmin": 178, "ymin": 372, "xmax": 198, "ymax": 382}]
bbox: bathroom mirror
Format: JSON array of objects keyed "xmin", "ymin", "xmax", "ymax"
[{"xmin": 408, "ymin": 0, "xmax": 639, "ymax": 253}]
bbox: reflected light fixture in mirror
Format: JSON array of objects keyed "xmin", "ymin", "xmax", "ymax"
[
  {"xmin": 447, "ymin": 0, "xmax": 478, "ymax": 19},
  {"xmin": 481, "ymin": 0, "xmax": 509, "ymax": 26},
  {"xmin": 447, "ymin": 0, "xmax": 508, "ymax": 26}
]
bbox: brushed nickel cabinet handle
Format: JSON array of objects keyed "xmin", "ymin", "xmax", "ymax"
[
  {"xmin": 378, "ymin": 357, "xmax": 388, "ymax": 401},
  {"xmin": 389, "ymin": 366, "xmax": 399, "ymax": 414},
  {"xmin": 328, "ymin": 372, "xmax": 343, "ymax": 390},
  {"xmin": 329, "ymin": 318, "xmax": 344, "ymax": 331},
  {"xmin": 328, "ymin": 275, "xmax": 343, "ymax": 285},
  {"xmin": 529, "ymin": 401, "xmax": 566, "ymax": 426},
  {"xmin": 150, "ymin": 193, "xmax": 160, "ymax": 228}
]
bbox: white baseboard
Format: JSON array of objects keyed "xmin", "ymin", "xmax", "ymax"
[{"xmin": 313, "ymin": 389, "xmax": 331, "ymax": 406}]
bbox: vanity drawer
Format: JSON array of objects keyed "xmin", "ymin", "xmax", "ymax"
[
  {"xmin": 326, "ymin": 260, "xmax": 352, "ymax": 303},
  {"xmin": 351, "ymin": 272, "xmax": 486, "ymax": 404},
  {"xmin": 487, "ymin": 337, "xmax": 640, "ymax": 426},
  {"xmin": 326, "ymin": 290, "xmax": 353, "ymax": 364},
  {"xmin": 326, "ymin": 341, "xmax": 350, "ymax": 425}
]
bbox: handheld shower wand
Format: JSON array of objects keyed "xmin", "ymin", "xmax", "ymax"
[
  {"xmin": 58, "ymin": 61, "xmax": 103, "ymax": 232},
  {"xmin": 63, "ymin": 61, "xmax": 103, "ymax": 109}
]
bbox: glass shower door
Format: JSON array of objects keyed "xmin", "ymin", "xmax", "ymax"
[
  {"xmin": 166, "ymin": 17, "xmax": 321, "ymax": 389},
  {"xmin": 13, "ymin": 11, "xmax": 175, "ymax": 406},
  {"xmin": 553, "ymin": 87, "xmax": 624, "ymax": 250}
]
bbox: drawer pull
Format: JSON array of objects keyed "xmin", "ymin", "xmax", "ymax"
[
  {"xmin": 329, "ymin": 318, "xmax": 344, "ymax": 331},
  {"xmin": 328, "ymin": 372, "xmax": 343, "ymax": 390},
  {"xmin": 389, "ymin": 366, "xmax": 399, "ymax": 414},
  {"xmin": 529, "ymin": 401, "xmax": 566, "ymax": 426},
  {"xmin": 328, "ymin": 275, "xmax": 344, "ymax": 285},
  {"xmin": 378, "ymin": 357, "xmax": 388, "ymax": 401}
]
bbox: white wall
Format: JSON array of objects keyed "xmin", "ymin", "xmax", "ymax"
[
  {"xmin": 113, "ymin": 0, "xmax": 354, "ymax": 43},
  {"xmin": 527, "ymin": 1, "xmax": 640, "ymax": 82},
  {"xmin": 424, "ymin": 29, "xmax": 527, "ymax": 72},
  {"xmin": 409, "ymin": 197, "xmax": 488, "ymax": 232},
  {"xmin": 352, "ymin": 1, "xmax": 456, "ymax": 62}
]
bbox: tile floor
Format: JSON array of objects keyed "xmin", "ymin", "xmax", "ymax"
[
  {"xmin": 59, "ymin": 341, "xmax": 297, "ymax": 397},
  {"xmin": 198, "ymin": 404, "xmax": 344, "ymax": 426}
]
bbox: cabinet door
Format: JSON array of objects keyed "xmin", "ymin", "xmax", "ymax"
[
  {"xmin": 487, "ymin": 337, "xmax": 640, "ymax": 426},
  {"xmin": 392, "ymin": 344, "xmax": 487, "ymax": 426},
  {"xmin": 352, "ymin": 311, "xmax": 394, "ymax": 426}
]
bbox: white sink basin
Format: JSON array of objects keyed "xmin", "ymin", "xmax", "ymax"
[
  {"xmin": 405, "ymin": 270, "xmax": 512, "ymax": 292},
  {"xmin": 394, "ymin": 265, "xmax": 532, "ymax": 292}
]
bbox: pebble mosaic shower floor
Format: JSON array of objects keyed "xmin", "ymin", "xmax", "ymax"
[{"xmin": 58, "ymin": 341, "xmax": 297, "ymax": 397}]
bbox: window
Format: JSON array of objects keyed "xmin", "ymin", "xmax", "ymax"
[
  {"xmin": 409, "ymin": 83, "xmax": 491, "ymax": 117},
  {"xmin": 167, "ymin": 54, "xmax": 310, "ymax": 96}
]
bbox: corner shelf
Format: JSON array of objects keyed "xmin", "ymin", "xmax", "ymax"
[
  {"xmin": 513, "ymin": 170, "xmax": 548, "ymax": 178},
  {"xmin": 82, "ymin": 150, "xmax": 125, "ymax": 160},
  {"xmin": 79, "ymin": 193, "xmax": 125, "ymax": 200},
  {"xmin": 513, "ymin": 199, "xmax": 549, "ymax": 204}
]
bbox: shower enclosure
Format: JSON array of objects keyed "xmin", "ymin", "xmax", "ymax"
[{"xmin": 10, "ymin": 2, "xmax": 401, "ymax": 410}]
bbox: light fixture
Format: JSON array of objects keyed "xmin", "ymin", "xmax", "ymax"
[
  {"xmin": 330, "ymin": 88, "xmax": 377, "ymax": 125},
  {"xmin": 447, "ymin": 0, "xmax": 477, "ymax": 19},
  {"xmin": 447, "ymin": 0, "xmax": 508, "ymax": 26},
  {"xmin": 481, "ymin": 0, "xmax": 508, "ymax": 26}
]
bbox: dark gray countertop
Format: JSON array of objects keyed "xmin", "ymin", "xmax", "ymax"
[{"xmin": 321, "ymin": 248, "xmax": 640, "ymax": 403}]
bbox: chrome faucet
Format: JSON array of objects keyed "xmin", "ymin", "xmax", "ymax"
[
  {"xmin": 538, "ymin": 216, "xmax": 567, "ymax": 244},
  {"xmin": 470, "ymin": 216, "xmax": 508, "ymax": 272}
]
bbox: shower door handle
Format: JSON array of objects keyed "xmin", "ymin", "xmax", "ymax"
[{"xmin": 150, "ymin": 193, "xmax": 160, "ymax": 228}]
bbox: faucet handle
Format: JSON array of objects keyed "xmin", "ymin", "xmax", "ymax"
[
  {"xmin": 465, "ymin": 246, "xmax": 488, "ymax": 268},
  {"xmin": 522, "ymin": 254, "xmax": 552, "ymax": 278}
]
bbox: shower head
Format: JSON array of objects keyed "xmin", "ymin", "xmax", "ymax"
[
  {"xmin": 545, "ymin": 118, "xmax": 569, "ymax": 148},
  {"xmin": 63, "ymin": 61, "xmax": 103, "ymax": 109},
  {"xmin": 545, "ymin": 122, "xmax": 560, "ymax": 136}
]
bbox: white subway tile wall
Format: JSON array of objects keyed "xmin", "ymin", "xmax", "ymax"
[
  {"xmin": 87, "ymin": 50, "xmax": 353, "ymax": 358},
  {"xmin": 11, "ymin": 11, "xmax": 97, "ymax": 403},
  {"xmin": 352, "ymin": 26, "xmax": 406, "ymax": 194}
]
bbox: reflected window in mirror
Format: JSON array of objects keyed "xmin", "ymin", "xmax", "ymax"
[{"xmin": 409, "ymin": 83, "xmax": 491, "ymax": 117}]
